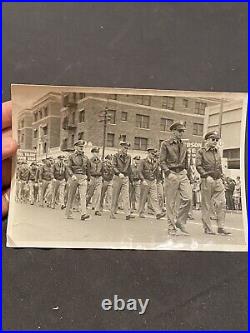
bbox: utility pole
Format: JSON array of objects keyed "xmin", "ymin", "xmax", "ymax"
[{"xmin": 98, "ymin": 105, "xmax": 111, "ymax": 161}]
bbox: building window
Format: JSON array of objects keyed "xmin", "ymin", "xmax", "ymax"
[
  {"xmin": 107, "ymin": 133, "xmax": 115, "ymax": 147},
  {"xmin": 71, "ymin": 111, "xmax": 76, "ymax": 124},
  {"xmin": 39, "ymin": 109, "xmax": 43, "ymax": 119},
  {"xmin": 162, "ymin": 96, "xmax": 175, "ymax": 110},
  {"xmin": 160, "ymin": 118, "xmax": 174, "ymax": 131},
  {"xmin": 183, "ymin": 99, "xmax": 189, "ymax": 108},
  {"xmin": 137, "ymin": 95, "xmax": 151, "ymax": 106},
  {"xmin": 121, "ymin": 111, "xmax": 128, "ymax": 121},
  {"xmin": 159, "ymin": 140, "xmax": 164, "ymax": 149},
  {"xmin": 44, "ymin": 106, "xmax": 48, "ymax": 117},
  {"xmin": 79, "ymin": 110, "xmax": 85, "ymax": 123},
  {"xmin": 43, "ymin": 142, "xmax": 47, "ymax": 154},
  {"xmin": 109, "ymin": 94, "xmax": 117, "ymax": 100},
  {"xmin": 108, "ymin": 110, "xmax": 116, "ymax": 124},
  {"xmin": 33, "ymin": 129, "xmax": 38, "ymax": 138},
  {"xmin": 43, "ymin": 125, "xmax": 48, "ymax": 135},
  {"xmin": 21, "ymin": 134, "xmax": 24, "ymax": 143},
  {"xmin": 63, "ymin": 138, "xmax": 68, "ymax": 149},
  {"xmin": 21, "ymin": 119, "xmax": 24, "ymax": 128},
  {"xmin": 195, "ymin": 102, "xmax": 207, "ymax": 115},
  {"xmin": 120, "ymin": 134, "xmax": 127, "ymax": 142},
  {"xmin": 136, "ymin": 114, "xmax": 150, "ymax": 129},
  {"xmin": 193, "ymin": 123, "xmax": 203, "ymax": 136},
  {"xmin": 223, "ymin": 148, "xmax": 240, "ymax": 169},
  {"xmin": 78, "ymin": 131, "xmax": 84, "ymax": 140},
  {"xmin": 34, "ymin": 112, "xmax": 38, "ymax": 122},
  {"xmin": 134, "ymin": 137, "xmax": 148, "ymax": 151}
]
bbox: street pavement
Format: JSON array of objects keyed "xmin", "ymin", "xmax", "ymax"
[{"xmin": 8, "ymin": 203, "xmax": 247, "ymax": 251}]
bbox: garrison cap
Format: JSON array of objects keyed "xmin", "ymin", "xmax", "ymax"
[
  {"xmin": 169, "ymin": 121, "xmax": 186, "ymax": 131},
  {"xmin": 204, "ymin": 131, "xmax": 220, "ymax": 140},
  {"xmin": 74, "ymin": 140, "xmax": 86, "ymax": 147},
  {"xmin": 147, "ymin": 147, "xmax": 155, "ymax": 152},
  {"xmin": 119, "ymin": 141, "xmax": 131, "ymax": 148},
  {"xmin": 133, "ymin": 155, "xmax": 141, "ymax": 160},
  {"xmin": 105, "ymin": 154, "xmax": 112, "ymax": 160}
]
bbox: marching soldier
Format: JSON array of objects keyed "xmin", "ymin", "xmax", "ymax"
[
  {"xmin": 51, "ymin": 155, "xmax": 67, "ymax": 209},
  {"xmin": 130, "ymin": 156, "xmax": 141, "ymax": 212},
  {"xmin": 28, "ymin": 162, "xmax": 39, "ymax": 205},
  {"xmin": 17, "ymin": 161, "xmax": 30, "ymax": 203},
  {"xmin": 99, "ymin": 154, "xmax": 114, "ymax": 211},
  {"xmin": 86, "ymin": 147, "xmax": 103, "ymax": 216},
  {"xmin": 138, "ymin": 148, "xmax": 166, "ymax": 219},
  {"xmin": 154, "ymin": 150, "xmax": 165, "ymax": 212},
  {"xmin": 15, "ymin": 161, "xmax": 22, "ymax": 202},
  {"xmin": 110, "ymin": 141, "xmax": 134, "ymax": 220},
  {"xmin": 160, "ymin": 121, "xmax": 192, "ymax": 235},
  {"xmin": 38, "ymin": 158, "xmax": 54, "ymax": 207},
  {"xmin": 65, "ymin": 140, "xmax": 91, "ymax": 220},
  {"xmin": 196, "ymin": 131, "xmax": 231, "ymax": 235}
]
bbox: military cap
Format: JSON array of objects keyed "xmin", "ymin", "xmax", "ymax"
[
  {"xmin": 57, "ymin": 155, "xmax": 65, "ymax": 159},
  {"xmin": 119, "ymin": 141, "xmax": 130, "ymax": 148},
  {"xmin": 74, "ymin": 140, "xmax": 86, "ymax": 147},
  {"xmin": 42, "ymin": 158, "xmax": 46, "ymax": 162},
  {"xmin": 169, "ymin": 121, "xmax": 186, "ymax": 131},
  {"xmin": 147, "ymin": 147, "xmax": 155, "ymax": 152},
  {"xmin": 204, "ymin": 131, "xmax": 220, "ymax": 140},
  {"xmin": 133, "ymin": 155, "xmax": 141, "ymax": 160},
  {"xmin": 30, "ymin": 162, "xmax": 37, "ymax": 166},
  {"xmin": 105, "ymin": 154, "xmax": 112, "ymax": 160},
  {"xmin": 63, "ymin": 148, "xmax": 75, "ymax": 152},
  {"xmin": 91, "ymin": 146, "xmax": 100, "ymax": 153}
]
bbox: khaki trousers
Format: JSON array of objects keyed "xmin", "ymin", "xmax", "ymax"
[
  {"xmin": 139, "ymin": 179, "xmax": 161, "ymax": 216},
  {"xmin": 201, "ymin": 177, "xmax": 226, "ymax": 230},
  {"xmin": 164, "ymin": 170, "xmax": 192, "ymax": 226},
  {"xmin": 130, "ymin": 180, "xmax": 141, "ymax": 211},
  {"xmin": 111, "ymin": 176, "xmax": 130, "ymax": 216},
  {"xmin": 100, "ymin": 180, "xmax": 113, "ymax": 211},
  {"xmin": 51, "ymin": 179, "xmax": 66, "ymax": 207},
  {"xmin": 65, "ymin": 175, "xmax": 87, "ymax": 217},
  {"xmin": 86, "ymin": 176, "xmax": 102, "ymax": 212}
]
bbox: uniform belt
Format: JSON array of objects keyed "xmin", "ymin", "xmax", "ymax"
[{"xmin": 169, "ymin": 167, "xmax": 184, "ymax": 173}]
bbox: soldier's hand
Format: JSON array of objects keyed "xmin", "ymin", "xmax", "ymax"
[
  {"xmin": 167, "ymin": 172, "xmax": 177, "ymax": 181},
  {"xmin": 142, "ymin": 180, "xmax": 148, "ymax": 186},
  {"xmin": 2, "ymin": 101, "xmax": 18, "ymax": 218},
  {"xmin": 72, "ymin": 175, "xmax": 77, "ymax": 181},
  {"xmin": 119, "ymin": 173, "xmax": 125, "ymax": 179},
  {"xmin": 206, "ymin": 176, "xmax": 214, "ymax": 183}
]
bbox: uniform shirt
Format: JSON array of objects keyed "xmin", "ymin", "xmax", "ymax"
[
  {"xmin": 112, "ymin": 153, "xmax": 131, "ymax": 176},
  {"xmin": 19, "ymin": 166, "xmax": 30, "ymax": 181},
  {"xmin": 52, "ymin": 161, "xmax": 66, "ymax": 180},
  {"xmin": 139, "ymin": 158, "xmax": 160, "ymax": 181},
  {"xmin": 89, "ymin": 156, "xmax": 102, "ymax": 177},
  {"xmin": 67, "ymin": 151, "xmax": 90, "ymax": 178},
  {"xmin": 102, "ymin": 160, "xmax": 115, "ymax": 181},
  {"xmin": 130, "ymin": 164, "xmax": 140, "ymax": 182},
  {"xmin": 195, "ymin": 146, "xmax": 223, "ymax": 179},
  {"xmin": 39, "ymin": 164, "xmax": 54, "ymax": 181},
  {"xmin": 160, "ymin": 138, "xmax": 188, "ymax": 174},
  {"xmin": 29, "ymin": 167, "xmax": 38, "ymax": 181}
]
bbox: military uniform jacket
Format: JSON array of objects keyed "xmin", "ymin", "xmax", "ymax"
[
  {"xmin": 160, "ymin": 138, "xmax": 188, "ymax": 173},
  {"xmin": 67, "ymin": 152, "xmax": 90, "ymax": 179},
  {"xmin": 130, "ymin": 165, "xmax": 141, "ymax": 182},
  {"xmin": 89, "ymin": 156, "xmax": 102, "ymax": 177},
  {"xmin": 52, "ymin": 161, "xmax": 66, "ymax": 180},
  {"xmin": 39, "ymin": 165, "xmax": 54, "ymax": 181},
  {"xmin": 112, "ymin": 153, "xmax": 131, "ymax": 177},
  {"xmin": 19, "ymin": 166, "xmax": 30, "ymax": 181},
  {"xmin": 28, "ymin": 167, "xmax": 38, "ymax": 182},
  {"xmin": 102, "ymin": 160, "xmax": 114, "ymax": 181},
  {"xmin": 139, "ymin": 158, "xmax": 160, "ymax": 181},
  {"xmin": 195, "ymin": 146, "xmax": 223, "ymax": 179}
]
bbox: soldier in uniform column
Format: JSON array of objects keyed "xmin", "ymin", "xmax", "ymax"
[
  {"xmin": 18, "ymin": 161, "xmax": 30, "ymax": 203},
  {"xmin": 28, "ymin": 162, "xmax": 39, "ymax": 205},
  {"xmin": 65, "ymin": 140, "xmax": 91, "ymax": 221},
  {"xmin": 51, "ymin": 155, "xmax": 67, "ymax": 209},
  {"xmin": 154, "ymin": 150, "xmax": 165, "ymax": 213},
  {"xmin": 99, "ymin": 154, "xmax": 114, "ymax": 212},
  {"xmin": 38, "ymin": 157, "xmax": 54, "ymax": 207},
  {"xmin": 160, "ymin": 121, "xmax": 192, "ymax": 235},
  {"xmin": 110, "ymin": 141, "xmax": 134, "ymax": 220},
  {"xmin": 129, "ymin": 156, "xmax": 141, "ymax": 212},
  {"xmin": 138, "ymin": 148, "xmax": 166, "ymax": 219},
  {"xmin": 196, "ymin": 131, "xmax": 231, "ymax": 235},
  {"xmin": 86, "ymin": 147, "xmax": 103, "ymax": 216}
]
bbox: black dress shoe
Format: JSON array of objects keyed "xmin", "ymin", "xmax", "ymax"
[
  {"xmin": 176, "ymin": 222, "xmax": 190, "ymax": 235},
  {"xmin": 95, "ymin": 211, "xmax": 102, "ymax": 216},
  {"xmin": 81, "ymin": 214, "xmax": 90, "ymax": 221},
  {"xmin": 126, "ymin": 215, "xmax": 135, "ymax": 220},
  {"xmin": 204, "ymin": 229, "xmax": 216, "ymax": 235},
  {"xmin": 218, "ymin": 228, "xmax": 231, "ymax": 235},
  {"xmin": 156, "ymin": 212, "xmax": 166, "ymax": 220}
]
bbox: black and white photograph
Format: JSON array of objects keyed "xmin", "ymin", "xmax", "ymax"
[{"xmin": 7, "ymin": 84, "xmax": 248, "ymax": 251}]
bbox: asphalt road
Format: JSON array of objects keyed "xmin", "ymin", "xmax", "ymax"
[{"xmin": 7, "ymin": 203, "xmax": 246, "ymax": 251}]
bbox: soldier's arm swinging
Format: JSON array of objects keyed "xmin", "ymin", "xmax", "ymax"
[{"xmin": 160, "ymin": 141, "xmax": 171, "ymax": 177}]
